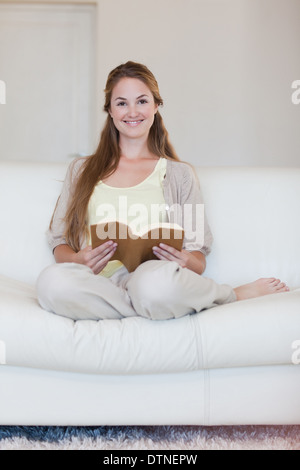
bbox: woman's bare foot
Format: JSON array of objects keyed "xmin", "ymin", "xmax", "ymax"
[{"xmin": 234, "ymin": 278, "xmax": 289, "ymax": 301}]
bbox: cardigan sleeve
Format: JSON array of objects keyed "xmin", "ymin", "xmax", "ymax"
[
  {"xmin": 46, "ymin": 157, "xmax": 87, "ymax": 253},
  {"xmin": 180, "ymin": 164, "xmax": 213, "ymax": 255},
  {"xmin": 163, "ymin": 160, "xmax": 213, "ymax": 256}
]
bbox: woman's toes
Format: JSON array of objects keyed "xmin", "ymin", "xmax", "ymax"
[{"xmin": 234, "ymin": 277, "xmax": 289, "ymax": 301}]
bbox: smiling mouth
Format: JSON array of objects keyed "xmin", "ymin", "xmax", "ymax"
[{"xmin": 123, "ymin": 120, "xmax": 144, "ymax": 125}]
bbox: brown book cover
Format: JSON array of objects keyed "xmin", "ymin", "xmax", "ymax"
[{"xmin": 90, "ymin": 221, "xmax": 184, "ymax": 272}]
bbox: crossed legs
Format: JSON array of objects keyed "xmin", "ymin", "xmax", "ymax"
[{"xmin": 36, "ymin": 260, "xmax": 289, "ymax": 321}]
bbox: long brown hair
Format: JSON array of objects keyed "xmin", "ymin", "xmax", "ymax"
[{"xmin": 60, "ymin": 61, "xmax": 179, "ymax": 252}]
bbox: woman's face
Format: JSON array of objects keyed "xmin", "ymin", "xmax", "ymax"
[{"xmin": 109, "ymin": 77, "xmax": 158, "ymax": 142}]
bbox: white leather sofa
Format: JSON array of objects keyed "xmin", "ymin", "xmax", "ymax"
[{"xmin": 0, "ymin": 160, "xmax": 299, "ymax": 426}]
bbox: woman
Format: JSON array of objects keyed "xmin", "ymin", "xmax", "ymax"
[{"xmin": 37, "ymin": 61, "xmax": 289, "ymax": 321}]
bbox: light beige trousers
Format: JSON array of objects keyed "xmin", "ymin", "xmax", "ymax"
[{"xmin": 36, "ymin": 260, "xmax": 236, "ymax": 321}]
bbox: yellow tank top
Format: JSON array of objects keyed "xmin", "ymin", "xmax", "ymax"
[{"xmin": 87, "ymin": 157, "xmax": 168, "ymax": 277}]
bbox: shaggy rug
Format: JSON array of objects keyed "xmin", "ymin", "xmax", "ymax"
[{"xmin": 0, "ymin": 425, "xmax": 299, "ymax": 450}]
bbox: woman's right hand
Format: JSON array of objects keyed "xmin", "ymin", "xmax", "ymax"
[
  {"xmin": 72, "ymin": 241, "xmax": 118, "ymax": 275},
  {"xmin": 54, "ymin": 241, "xmax": 117, "ymax": 275}
]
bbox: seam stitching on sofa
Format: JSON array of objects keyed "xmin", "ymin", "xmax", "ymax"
[
  {"xmin": 191, "ymin": 315, "xmax": 210, "ymax": 423},
  {"xmin": 204, "ymin": 369, "xmax": 210, "ymax": 425},
  {"xmin": 191, "ymin": 315, "xmax": 204, "ymax": 370}
]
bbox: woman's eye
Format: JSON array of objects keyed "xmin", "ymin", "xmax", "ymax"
[{"xmin": 116, "ymin": 99, "xmax": 148, "ymax": 106}]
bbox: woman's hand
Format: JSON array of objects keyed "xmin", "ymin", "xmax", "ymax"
[
  {"xmin": 54, "ymin": 241, "xmax": 117, "ymax": 275},
  {"xmin": 152, "ymin": 243, "xmax": 206, "ymax": 275},
  {"xmin": 72, "ymin": 241, "xmax": 118, "ymax": 275}
]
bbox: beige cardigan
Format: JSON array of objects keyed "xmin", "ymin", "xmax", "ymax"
[{"xmin": 47, "ymin": 157, "xmax": 213, "ymax": 256}]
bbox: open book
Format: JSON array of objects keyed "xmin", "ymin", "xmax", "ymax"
[{"xmin": 90, "ymin": 221, "xmax": 184, "ymax": 272}]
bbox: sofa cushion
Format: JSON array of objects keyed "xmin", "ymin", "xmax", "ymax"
[
  {"xmin": 0, "ymin": 275, "xmax": 299, "ymax": 375},
  {"xmin": 198, "ymin": 167, "xmax": 300, "ymax": 290},
  {"xmin": 0, "ymin": 162, "xmax": 67, "ymax": 285}
]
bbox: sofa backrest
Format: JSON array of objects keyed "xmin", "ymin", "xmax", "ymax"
[
  {"xmin": 0, "ymin": 161, "xmax": 299, "ymax": 289},
  {"xmin": 0, "ymin": 161, "xmax": 67, "ymax": 285},
  {"xmin": 198, "ymin": 166, "xmax": 300, "ymax": 289}
]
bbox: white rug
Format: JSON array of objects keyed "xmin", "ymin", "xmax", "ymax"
[{"xmin": 0, "ymin": 425, "xmax": 299, "ymax": 450}]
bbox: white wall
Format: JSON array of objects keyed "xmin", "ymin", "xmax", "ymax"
[
  {"xmin": 0, "ymin": 2, "xmax": 97, "ymax": 162},
  {"xmin": 96, "ymin": 0, "xmax": 300, "ymax": 167},
  {"xmin": 1, "ymin": 0, "xmax": 300, "ymax": 166}
]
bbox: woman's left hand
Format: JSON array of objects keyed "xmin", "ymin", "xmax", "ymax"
[{"xmin": 152, "ymin": 243, "xmax": 206, "ymax": 275}]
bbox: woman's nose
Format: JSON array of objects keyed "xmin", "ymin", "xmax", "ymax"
[{"xmin": 127, "ymin": 104, "xmax": 139, "ymax": 117}]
